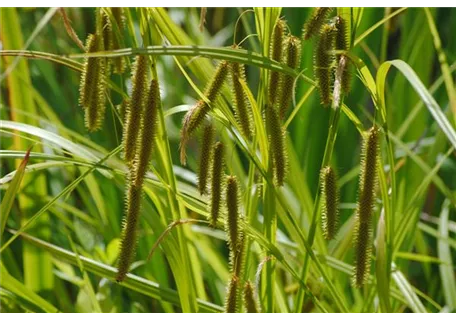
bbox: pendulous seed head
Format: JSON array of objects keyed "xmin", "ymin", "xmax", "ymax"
[
  {"xmin": 226, "ymin": 175, "xmax": 240, "ymax": 254},
  {"xmin": 352, "ymin": 126, "xmax": 379, "ymax": 287},
  {"xmin": 198, "ymin": 123, "xmax": 215, "ymax": 195},
  {"xmin": 116, "ymin": 177, "xmax": 143, "ymax": 282},
  {"xmin": 314, "ymin": 24, "xmax": 336, "ymax": 105},
  {"xmin": 111, "ymin": 7, "xmax": 127, "ymax": 74},
  {"xmin": 206, "ymin": 60, "xmax": 229, "ymax": 103},
  {"xmin": 267, "ymin": 105, "xmax": 287, "ymax": 186},
  {"xmin": 133, "ymin": 78, "xmax": 160, "ymax": 187},
  {"xmin": 99, "ymin": 9, "xmax": 113, "ymax": 54},
  {"xmin": 230, "ymin": 61, "xmax": 253, "ymax": 139},
  {"xmin": 268, "ymin": 18, "xmax": 286, "ymax": 106},
  {"xmin": 243, "ymin": 281, "xmax": 259, "ymax": 313},
  {"xmin": 122, "ymin": 55, "xmax": 149, "ymax": 163},
  {"xmin": 224, "ymin": 277, "xmax": 239, "ymax": 313},
  {"xmin": 79, "ymin": 33, "xmax": 107, "ymax": 132},
  {"xmin": 279, "ymin": 35, "xmax": 302, "ymax": 119},
  {"xmin": 209, "ymin": 142, "xmax": 225, "ymax": 227},
  {"xmin": 320, "ymin": 166, "xmax": 340, "ymax": 240},
  {"xmin": 353, "ymin": 217, "xmax": 373, "ymax": 288},
  {"xmin": 334, "ymin": 15, "xmax": 352, "ymax": 94},
  {"xmin": 180, "ymin": 100, "xmax": 210, "ymax": 165},
  {"xmin": 302, "ymin": 7, "xmax": 333, "ymax": 40}
]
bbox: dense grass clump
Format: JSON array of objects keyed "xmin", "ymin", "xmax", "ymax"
[{"xmin": 1, "ymin": 7, "xmax": 455, "ymax": 314}]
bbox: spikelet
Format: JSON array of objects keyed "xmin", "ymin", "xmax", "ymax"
[
  {"xmin": 79, "ymin": 34, "xmax": 97, "ymax": 109},
  {"xmin": 225, "ymin": 277, "xmax": 238, "ymax": 313},
  {"xmin": 267, "ymin": 106, "xmax": 287, "ymax": 186},
  {"xmin": 302, "ymin": 7, "xmax": 333, "ymax": 40},
  {"xmin": 117, "ymin": 98, "xmax": 129, "ymax": 122},
  {"xmin": 320, "ymin": 166, "xmax": 339, "ymax": 240},
  {"xmin": 111, "ymin": 7, "xmax": 127, "ymax": 74},
  {"xmin": 206, "ymin": 60, "xmax": 229, "ymax": 103},
  {"xmin": 314, "ymin": 24, "xmax": 336, "ymax": 105},
  {"xmin": 268, "ymin": 18, "xmax": 286, "ymax": 106},
  {"xmin": 198, "ymin": 123, "xmax": 215, "ymax": 195},
  {"xmin": 180, "ymin": 101, "xmax": 210, "ymax": 164},
  {"xmin": 133, "ymin": 79, "xmax": 160, "ymax": 187},
  {"xmin": 230, "ymin": 60, "xmax": 253, "ymax": 138},
  {"xmin": 112, "ymin": 7, "xmax": 126, "ymax": 33},
  {"xmin": 226, "ymin": 175, "xmax": 240, "ymax": 254},
  {"xmin": 209, "ymin": 142, "xmax": 224, "ymax": 227},
  {"xmin": 334, "ymin": 15, "xmax": 352, "ymax": 94},
  {"xmin": 116, "ymin": 174, "xmax": 143, "ymax": 282},
  {"xmin": 180, "ymin": 61, "xmax": 228, "ymax": 165},
  {"xmin": 123, "ymin": 55, "xmax": 149, "ymax": 163},
  {"xmin": 78, "ymin": 33, "xmax": 107, "ymax": 132},
  {"xmin": 244, "ymin": 281, "xmax": 259, "ymax": 313},
  {"xmin": 99, "ymin": 9, "xmax": 113, "ymax": 54},
  {"xmin": 352, "ymin": 126, "xmax": 379, "ymax": 287},
  {"xmin": 279, "ymin": 36, "xmax": 301, "ymax": 119}
]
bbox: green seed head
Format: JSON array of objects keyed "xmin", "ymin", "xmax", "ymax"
[
  {"xmin": 314, "ymin": 24, "xmax": 336, "ymax": 105},
  {"xmin": 230, "ymin": 61, "xmax": 253, "ymax": 139},
  {"xmin": 99, "ymin": 9, "xmax": 113, "ymax": 53},
  {"xmin": 111, "ymin": 7, "xmax": 127, "ymax": 74},
  {"xmin": 226, "ymin": 175, "xmax": 240, "ymax": 254},
  {"xmin": 334, "ymin": 16, "xmax": 352, "ymax": 94},
  {"xmin": 133, "ymin": 78, "xmax": 160, "ymax": 187},
  {"xmin": 224, "ymin": 277, "xmax": 238, "ymax": 313},
  {"xmin": 206, "ymin": 61, "xmax": 229, "ymax": 103},
  {"xmin": 209, "ymin": 142, "xmax": 225, "ymax": 227},
  {"xmin": 320, "ymin": 166, "xmax": 340, "ymax": 240},
  {"xmin": 267, "ymin": 106, "xmax": 287, "ymax": 186},
  {"xmin": 198, "ymin": 123, "xmax": 215, "ymax": 195},
  {"xmin": 243, "ymin": 281, "xmax": 259, "ymax": 313},
  {"xmin": 279, "ymin": 36, "xmax": 302, "ymax": 119},
  {"xmin": 79, "ymin": 34, "xmax": 97, "ymax": 109},
  {"xmin": 79, "ymin": 33, "xmax": 107, "ymax": 132},
  {"xmin": 116, "ymin": 180, "xmax": 143, "ymax": 282},
  {"xmin": 123, "ymin": 55, "xmax": 149, "ymax": 163},
  {"xmin": 303, "ymin": 7, "xmax": 333, "ymax": 40},
  {"xmin": 353, "ymin": 218, "xmax": 373, "ymax": 288},
  {"xmin": 352, "ymin": 126, "xmax": 379, "ymax": 287},
  {"xmin": 180, "ymin": 100, "xmax": 210, "ymax": 165},
  {"xmin": 268, "ymin": 18, "xmax": 286, "ymax": 106}
]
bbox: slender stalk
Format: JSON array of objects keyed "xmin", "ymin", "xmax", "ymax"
[{"xmin": 294, "ymin": 100, "xmax": 342, "ymax": 312}]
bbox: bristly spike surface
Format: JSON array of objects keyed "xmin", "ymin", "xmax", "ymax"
[
  {"xmin": 111, "ymin": 7, "xmax": 127, "ymax": 74},
  {"xmin": 179, "ymin": 100, "xmax": 210, "ymax": 165},
  {"xmin": 209, "ymin": 142, "xmax": 225, "ymax": 227},
  {"xmin": 226, "ymin": 175, "xmax": 240, "ymax": 254},
  {"xmin": 133, "ymin": 78, "xmax": 160, "ymax": 187},
  {"xmin": 180, "ymin": 60, "xmax": 228, "ymax": 165},
  {"xmin": 314, "ymin": 24, "xmax": 336, "ymax": 105},
  {"xmin": 268, "ymin": 18, "xmax": 286, "ymax": 106},
  {"xmin": 198, "ymin": 123, "xmax": 215, "ymax": 195},
  {"xmin": 244, "ymin": 281, "xmax": 259, "ymax": 313},
  {"xmin": 335, "ymin": 15, "xmax": 352, "ymax": 94},
  {"xmin": 267, "ymin": 106, "xmax": 287, "ymax": 186},
  {"xmin": 122, "ymin": 55, "xmax": 149, "ymax": 163},
  {"xmin": 116, "ymin": 177, "xmax": 143, "ymax": 282},
  {"xmin": 206, "ymin": 60, "xmax": 229, "ymax": 103},
  {"xmin": 230, "ymin": 60, "xmax": 253, "ymax": 138},
  {"xmin": 352, "ymin": 126, "xmax": 379, "ymax": 288},
  {"xmin": 320, "ymin": 166, "xmax": 340, "ymax": 240},
  {"xmin": 279, "ymin": 35, "xmax": 302, "ymax": 119},
  {"xmin": 303, "ymin": 7, "xmax": 333, "ymax": 40},
  {"xmin": 79, "ymin": 33, "xmax": 107, "ymax": 132},
  {"xmin": 79, "ymin": 34, "xmax": 97, "ymax": 109},
  {"xmin": 224, "ymin": 277, "xmax": 238, "ymax": 313}
]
